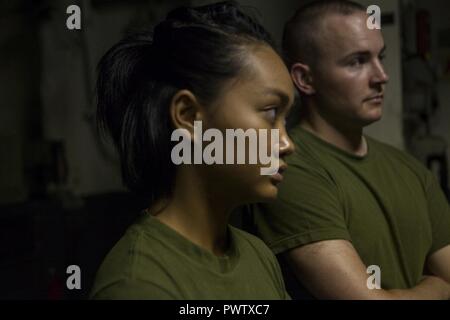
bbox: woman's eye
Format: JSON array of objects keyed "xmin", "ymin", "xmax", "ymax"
[{"xmin": 263, "ymin": 108, "xmax": 277, "ymax": 121}]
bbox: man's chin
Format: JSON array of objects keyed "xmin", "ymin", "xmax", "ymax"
[
  {"xmin": 361, "ymin": 107, "xmax": 383, "ymax": 126},
  {"xmin": 361, "ymin": 115, "xmax": 382, "ymax": 127}
]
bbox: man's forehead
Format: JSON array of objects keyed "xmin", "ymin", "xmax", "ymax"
[{"xmin": 317, "ymin": 12, "xmax": 384, "ymax": 53}]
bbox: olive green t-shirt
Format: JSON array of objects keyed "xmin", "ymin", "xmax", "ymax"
[
  {"xmin": 89, "ymin": 212, "xmax": 289, "ymax": 299},
  {"xmin": 255, "ymin": 125, "xmax": 450, "ymax": 289}
]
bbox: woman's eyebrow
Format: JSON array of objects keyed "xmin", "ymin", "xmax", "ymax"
[{"xmin": 261, "ymin": 87, "xmax": 292, "ymax": 106}]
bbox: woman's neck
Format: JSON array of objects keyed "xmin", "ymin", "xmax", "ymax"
[{"xmin": 150, "ymin": 167, "xmax": 233, "ymax": 256}]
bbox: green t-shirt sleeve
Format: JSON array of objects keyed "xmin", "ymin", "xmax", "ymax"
[
  {"xmin": 256, "ymin": 162, "xmax": 351, "ymax": 254},
  {"xmin": 425, "ymin": 171, "xmax": 450, "ymax": 255},
  {"xmin": 90, "ymin": 279, "xmax": 177, "ymax": 300}
]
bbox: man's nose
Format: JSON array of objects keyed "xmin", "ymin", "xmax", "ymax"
[{"xmin": 371, "ymin": 59, "xmax": 389, "ymax": 85}]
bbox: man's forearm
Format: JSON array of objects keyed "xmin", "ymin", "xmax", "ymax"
[{"xmin": 383, "ymin": 276, "xmax": 450, "ymax": 300}]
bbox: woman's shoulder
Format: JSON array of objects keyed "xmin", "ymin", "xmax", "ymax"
[
  {"xmin": 90, "ymin": 277, "xmax": 177, "ymax": 300},
  {"xmin": 229, "ymin": 225, "xmax": 275, "ymax": 259},
  {"xmin": 229, "ymin": 225, "xmax": 285, "ymax": 291},
  {"xmin": 89, "ymin": 223, "xmax": 176, "ymax": 299}
]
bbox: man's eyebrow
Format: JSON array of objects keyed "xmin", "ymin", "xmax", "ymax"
[{"xmin": 341, "ymin": 45, "xmax": 387, "ymax": 61}]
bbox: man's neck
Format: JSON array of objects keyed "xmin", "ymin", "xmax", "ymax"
[{"xmin": 300, "ymin": 110, "xmax": 367, "ymax": 157}]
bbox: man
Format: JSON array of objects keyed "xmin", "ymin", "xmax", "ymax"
[{"xmin": 254, "ymin": 0, "xmax": 450, "ymax": 299}]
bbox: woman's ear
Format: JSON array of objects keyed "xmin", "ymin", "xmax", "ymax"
[
  {"xmin": 170, "ymin": 89, "xmax": 204, "ymax": 138},
  {"xmin": 291, "ymin": 62, "xmax": 315, "ymax": 95}
]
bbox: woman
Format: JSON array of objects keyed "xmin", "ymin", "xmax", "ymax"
[{"xmin": 90, "ymin": 1, "xmax": 295, "ymax": 299}]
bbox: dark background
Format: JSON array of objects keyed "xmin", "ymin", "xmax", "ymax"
[{"xmin": 0, "ymin": 0, "xmax": 449, "ymax": 299}]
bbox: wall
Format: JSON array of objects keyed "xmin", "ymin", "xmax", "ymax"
[
  {"xmin": 39, "ymin": 0, "xmax": 185, "ymax": 197},
  {"xmin": 411, "ymin": 0, "xmax": 450, "ymax": 188},
  {"xmin": 0, "ymin": 3, "xmax": 41, "ymax": 204}
]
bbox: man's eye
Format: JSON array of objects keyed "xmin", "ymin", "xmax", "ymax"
[
  {"xmin": 379, "ymin": 54, "xmax": 386, "ymax": 62},
  {"xmin": 349, "ymin": 57, "xmax": 365, "ymax": 66}
]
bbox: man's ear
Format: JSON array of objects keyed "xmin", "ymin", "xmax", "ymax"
[
  {"xmin": 170, "ymin": 89, "xmax": 204, "ymax": 138},
  {"xmin": 291, "ymin": 62, "xmax": 315, "ymax": 95}
]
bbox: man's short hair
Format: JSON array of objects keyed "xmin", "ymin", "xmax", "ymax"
[{"xmin": 282, "ymin": 0, "xmax": 366, "ymax": 68}]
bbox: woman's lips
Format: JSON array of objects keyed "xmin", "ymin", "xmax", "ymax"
[
  {"xmin": 270, "ymin": 172, "xmax": 284, "ymax": 183},
  {"xmin": 270, "ymin": 165, "xmax": 286, "ymax": 184}
]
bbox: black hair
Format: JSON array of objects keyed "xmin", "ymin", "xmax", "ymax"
[
  {"xmin": 96, "ymin": 1, "xmax": 275, "ymax": 205},
  {"xmin": 282, "ymin": 0, "xmax": 365, "ymax": 68}
]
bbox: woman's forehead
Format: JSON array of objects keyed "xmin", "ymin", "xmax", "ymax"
[{"xmin": 236, "ymin": 46, "xmax": 294, "ymax": 96}]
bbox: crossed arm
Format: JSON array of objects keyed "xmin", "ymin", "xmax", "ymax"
[
  {"xmin": 285, "ymin": 240, "xmax": 450, "ymax": 300},
  {"xmin": 427, "ymin": 245, "xmax": 450, "ymax": 284}
]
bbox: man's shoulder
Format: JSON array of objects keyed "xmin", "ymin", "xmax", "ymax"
[
  {"xmin": 283, "ymin": 133, "xmax": 342, "ymax": 185},
  {"xmin": 284, "ymin": 128, "xmax": 332, "ymax": 174},
  {"xmin": 366, "ymin": 136, "xmax": 403, "ymax": 154},
  {"xmin": 367, "ymin": 136, "xmax": 428, "ymax": 175}
]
